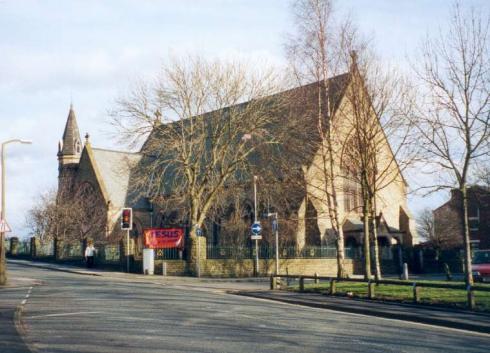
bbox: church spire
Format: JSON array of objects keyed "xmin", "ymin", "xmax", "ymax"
[
  {"xmin": 58, "ymin": 104, "xmax": 82, "ymax": 157},
  {"xmin": 58, "ymin": 104, "xmax": 82, "ymax": 172}
]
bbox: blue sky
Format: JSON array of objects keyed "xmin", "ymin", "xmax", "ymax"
[{"xmin": 0, "ymin": 0, "xmax": 488, "ymax": 238}]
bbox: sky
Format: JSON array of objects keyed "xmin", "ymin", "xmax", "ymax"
[{"xmin": 0, "ymin": 0, "xmax": 488, "ymax": 238}]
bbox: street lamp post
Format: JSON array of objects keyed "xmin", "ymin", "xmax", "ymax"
[{"xmin": 0, "ymin": 139, "xmax": 32, "ymax": 285}]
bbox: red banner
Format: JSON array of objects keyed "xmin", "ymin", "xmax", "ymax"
[{"xmin": 143, "ymin": 228, "xmax": 185, "ymax": 249}]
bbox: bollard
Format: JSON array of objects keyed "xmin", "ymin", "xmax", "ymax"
[
  {"xmin": 299, "ymin": 276, "xmax": 305, "ymax": 292},
  {"xmin": 467, "ymin": 285, "xmax": 475, "ymax": 310},
  {"xmin": 314, "ymin": 272, "xmax": 319, "ymax": 285},
  {"xmin": 401, "ymin": 263, "xmax": 409, "ymax": 280},
  {"xmin": 286, "ymin": 267, "xmax": 290, "ymax": 287},
  {"xmin": 368, "ymin": 280, "xmax": 375, "ymax": 299},
  {"xmin": 413, "ymin": 283, "xmax": 420, "ymax": 304},
  {"xmin": 270, "ymin": 275, "xmax": 276, "ymax": 290},
  {"xmin": 162, "ymin": 261, "xmax": 167, "ymax": 276},
  {"xmin": 329, "ymin": 279, "xmax": 336, "ymax": 295}
]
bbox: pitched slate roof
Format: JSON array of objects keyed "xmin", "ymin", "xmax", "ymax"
[
  {"xmin": 60, "ymin": 104, "xmax": 82, "ymax": 156},
  {"xmin": 90, "ymin": 148, "xmax": 149, "ymax": 209}
]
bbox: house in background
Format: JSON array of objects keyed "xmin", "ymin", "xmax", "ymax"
[{"xmin": 433, "ymin": 186, "xmax": 490, "ymax": 250}]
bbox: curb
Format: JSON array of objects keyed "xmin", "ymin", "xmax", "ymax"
[
  {"xmin": 232, "ymin": 291, "xmax": 490, "ymax": 335},
  {"xmin": 8, "ymin": 260, "xmax": 102, "ymax": 277}
]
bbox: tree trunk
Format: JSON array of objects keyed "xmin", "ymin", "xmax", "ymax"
[
  {"xmin": 371, "ymin": 209, "xmax": 382, "ymax": 281},
  {"xmin": 362, "ymin": 198, "xmax": 371, "ymax": 280},
  {"xmin": 461, "ymin": 185, "xmax": 474, "ymax": 286},
  {"xmin": 336, "ymin": 227, "xmax": 346, "ymax": 278}
]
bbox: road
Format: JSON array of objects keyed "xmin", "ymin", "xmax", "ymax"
[{"xmin": 1, "ymin": 263, "xmax": 489, "ymax": 353}]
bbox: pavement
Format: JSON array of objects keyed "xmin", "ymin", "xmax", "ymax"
[{"xmin": 2, "ymin": 263, "xmax": 490, "ymax": 353}]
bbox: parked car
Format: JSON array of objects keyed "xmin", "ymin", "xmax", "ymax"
[{"xmin": 472, "ymin": 250, "xmax": 490, "ymax": 282}]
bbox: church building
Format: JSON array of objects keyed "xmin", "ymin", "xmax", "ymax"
[{"xmin": 56, "ymin": 70, "xmax": 418, "ymax": 266}]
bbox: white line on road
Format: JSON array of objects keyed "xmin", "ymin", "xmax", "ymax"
[
  {"xmin": 21, "ymin": 299, "xmax": 27, "ymax": 305},
  {"xmin": 26, "ymin": 311, "xmax": 104, "ymax": 319}
]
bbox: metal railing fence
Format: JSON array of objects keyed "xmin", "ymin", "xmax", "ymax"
[{"xmin": 206, "ymin": 245, "xmax": 360, "ymax": 260}]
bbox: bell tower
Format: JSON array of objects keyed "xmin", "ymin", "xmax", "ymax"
[{"xmin": 57, "ymin": 104, "xmax": 82, "ymax": 197}]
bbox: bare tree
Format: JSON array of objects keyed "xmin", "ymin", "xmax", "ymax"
[
  {"xmin": 26, "ymin": 189, "xmax": 58, "ymax": 241},
  {"xmin": 27, "ymin": 184, "xmax": 107, "ymax": 253},
  {"xmin": 417, "ymin": 207, "xmax": 461, "ymax": 251},
  {"xmin": 285, "ymin": 0, "xmax": 353, "ymax": 278},
  {"xmin": 339, "ymin": 48, "xmax": 418, "ymax": 280},
  {"xmin": 416, "ymin": 208, "xmax": 435, "ymax": 243},
  {"xmin": 111, "ymin": 55, "xmax": 287, "ymax": 274},
  {"xmin": 475, "ymin": 165, "xmax": 490, "ymax": 188},
  {"xmin": 414, "ymin": 3, "xmax": 490, "ymax": 285},
  {"xmin": 68, "ymin": 182, "xmax": 108, "ymax": 243}
]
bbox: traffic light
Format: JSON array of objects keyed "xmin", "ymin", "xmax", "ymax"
[{"xmin": 121, "ymin": 208, "xmax": 132, "ymax": 230}]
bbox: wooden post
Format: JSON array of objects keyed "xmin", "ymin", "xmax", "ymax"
[
  {"xmin": 368, "ymin": 280, "xmax": 375, "ymax": 299},
  {"xmin": 329, "ymin": 279, "xmax": 336, "ymax": 295},
  {"xmin": 299, "ymin": 276, "xmax": 305, "ymax": 292},
  {"xmin": 314, "ymin": 272, "xmax": 319, "ymax": 284},
  {"xmin": 413, "ymin": 283, "xmax": 420, "ymax": 304},
  {"xmin": 467, "ymin": 285, "xmax": 475, "ymax": 310},
  {"xmin": 270, "ymin": 275, "xmax": 276, "ymax": 290}
]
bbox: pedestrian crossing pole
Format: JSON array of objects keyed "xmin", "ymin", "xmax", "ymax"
[{"xmin": 126, "ymin": 229, "xmax": 130, "ymax": 273}]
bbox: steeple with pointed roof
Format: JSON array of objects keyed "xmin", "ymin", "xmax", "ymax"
[{"xmin": 58, "ymin": 104, "xmax": 82, "ymax": 169}]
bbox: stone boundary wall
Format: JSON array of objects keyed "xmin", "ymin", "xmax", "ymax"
[
  {"xmin": 152, "ymin": 258, "xmax": 356, "ymax": 277},
  {"xmin": 154, "ymin": 259, "xmax": 187, "ymax": 275},
  {"xmin": 10, "ymin": 236, "xmax": 403, "ymax": 277}
]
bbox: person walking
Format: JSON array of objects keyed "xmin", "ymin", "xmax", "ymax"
[{"xmin": 85, "ymin": 241, "xmax": 96, "ymax": 268}]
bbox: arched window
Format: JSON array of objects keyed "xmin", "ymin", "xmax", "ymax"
[{"xmin": 75, "ymin": 140, "xmax": 81, "ymax": 154}]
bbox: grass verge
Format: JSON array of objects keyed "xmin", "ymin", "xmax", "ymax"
[{"xmin": 287, "ymin": 280, "xmax": 490, "ymax": 311}]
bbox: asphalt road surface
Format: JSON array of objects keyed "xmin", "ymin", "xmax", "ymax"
[{"xmin": 1, "ymin": 263, "xmax": 489, "ymax": 353}]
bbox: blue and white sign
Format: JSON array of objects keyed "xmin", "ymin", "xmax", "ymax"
[
  {"xmin": 251, "ymin": 222, "xmax": 262, "ymax": 235},
  {"xmin": 196, "ymin": 227, "xmax": 203, "ymax": 237}
]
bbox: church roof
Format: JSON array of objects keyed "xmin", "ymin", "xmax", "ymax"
[
  {"xmin": 60, "ymin": 104, "xmax": 82, "ymax": 156},
  {"xmin": 90, "ymin": 148, "xmax": 149, "ymax": 209}
]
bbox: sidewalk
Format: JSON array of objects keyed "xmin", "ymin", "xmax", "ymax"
[
  {"xmin": 233, "ymin": 290, "xmax": 490, "ymax": 334},
  {"xmin": 7, "ymin": 259, "xmax": 104, "ymax": 277},
  {"xmin": 7, "ymin": 259, "xmax": 270, "ymax": 292}
]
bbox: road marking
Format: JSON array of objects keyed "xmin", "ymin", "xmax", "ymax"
[
  {"xmin": 21, "ymin": 299, "xmax": 27, "ymax": 305},
  {"xmin": 26, "ymin": 311, "xmax": 104, "ymax": 319}
]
